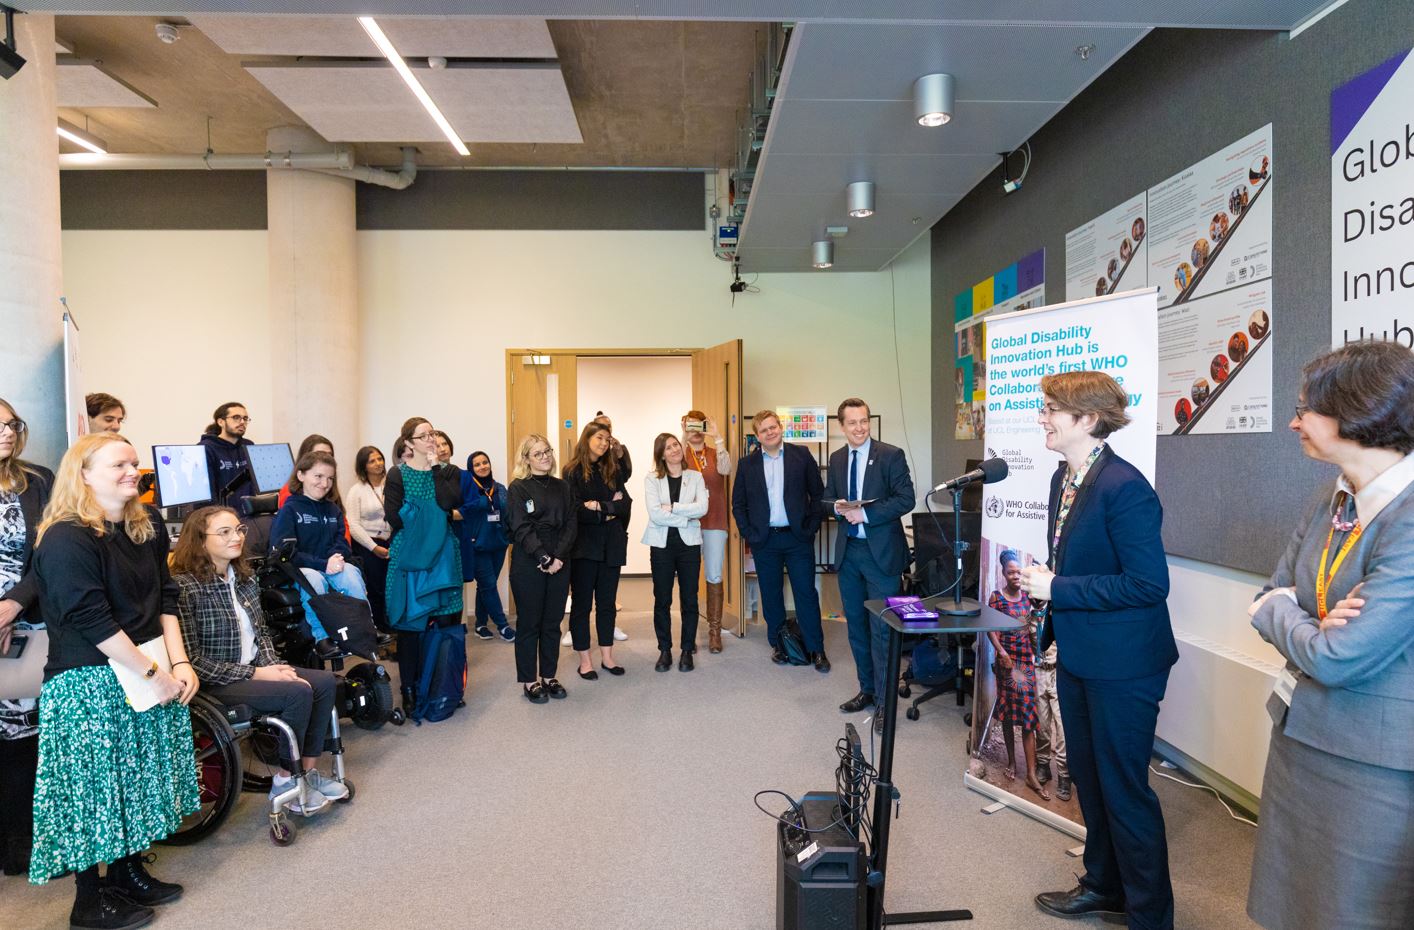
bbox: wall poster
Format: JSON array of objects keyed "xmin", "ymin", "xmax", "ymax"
[
  {"xmin": 953, "ymin": 249, "xmax": 1045, "ymax": 440},
  {"xmin": 1330, "ymin": 47, "xmax": 1414, "ymax": 347}
]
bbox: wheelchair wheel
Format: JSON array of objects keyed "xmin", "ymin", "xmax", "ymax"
[
  {"xmin": 336, "ymin": 779, "xmax": 356, "ymax": 803},
  {"xmin": 389, "ymin": 708, "xmax": 406, "ymax": 727},
  {"xmin": 161, "ymin": 695, "xmax": 243, "ymax": 846},
  {"xmin": 241, "ymin": 730, "xmax": 283, "ymax": 794},
  {"xmin": 269, "ymin": 813, "xmax": 297, "ymax": 847},
  {"xmin": 344, "ymin": 662, "xmax": 394, "ymax": 731}
]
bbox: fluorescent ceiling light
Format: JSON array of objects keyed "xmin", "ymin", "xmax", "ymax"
[
  {"xmin": 57, "ymin": 117, "xmax": 107, "ymax": 154},
  {"xmin": 358, "ymin": 16, "xmax": 469, "ymax": 157}
]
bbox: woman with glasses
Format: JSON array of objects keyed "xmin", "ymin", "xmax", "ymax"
[
  {"xmin": 172, "ymin": 506, "xmax": 344, "ymax": 815},
  {"xmin": 269, "ymin": 451, "xmax": 368, "ymax": 661},
  {"xmin": 507, "ymin": 435, "xmax": 577, "ymax": 702},
  {"xmin": 0, "ymin": 401, "xmax": 51, "ymax": 877},
  {"xmin": 1246, "ymin": 341, "xmax": 1414, "ymax": 930},
  {"xmin": 347, "ymin": 446, "xmax": 393, "ymax": 632},
  {"xmin": 30, "ymin": 433, "xmax": 199, "ymax": 929},
  {"xmin": 1022, "ymin": 372, "xmax": 1176, "ymax": 930},
  {"xmin": 383, "ymin": 418, "xmax": 464, "ymax": 713},
  {"xmin": 84, "ymin": 393, "xmax": 126, "ymax": 435}
]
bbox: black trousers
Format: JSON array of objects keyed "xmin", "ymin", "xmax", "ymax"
[
  {"xmin": 353, "ymin": 538, "xmax": 391, "ymax": 631},
  {"xmin": 510, "ymin": 554, "xmax": 571, "ymax": 682},
  {"xmin": 568, "ymin": 557, "xmax": 622, "ymax": 650},
  {"xmin": 0, "ymin": 733, "xmax": 38, "ymax": 848},
  {"xmin": 206, "ymin": 667, "xmax": 338, "ymax": 766},
  {"xmin": 650, "ymin": 534, "xmax": 701, "ymax": 652},
  {"xmin": 1058, "ymin": 665, "xmax": 1174, "ymax": 930}
]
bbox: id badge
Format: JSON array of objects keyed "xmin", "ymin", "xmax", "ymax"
[
  {"xmin": 1273, "ymin": 669, "xmax": 1298, "ymax": 707},
  {"xmin": 487, "ymin": 513, "xmax": 500, "ymax": 522},
  {"xmin": 525, "ymin": 500, "xmax": 535, "ymax": 514}
]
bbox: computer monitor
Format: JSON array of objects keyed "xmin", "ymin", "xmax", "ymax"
[
  {"xmin": 245, "ymin": 442, "xmax": 294, "ymax": 495},
  {"xmin": 151, "ymin": 445, "xmax": 213, "ymax": 509}
]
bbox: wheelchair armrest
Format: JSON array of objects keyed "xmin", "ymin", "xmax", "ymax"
[{"xmin": 221, "ymin": 703, "xmax": 254, "ymax": 726}]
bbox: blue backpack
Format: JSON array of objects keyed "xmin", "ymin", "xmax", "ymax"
[{"xmin": 413, "ymin": 620, "xmax": 467, "ymax": 723}]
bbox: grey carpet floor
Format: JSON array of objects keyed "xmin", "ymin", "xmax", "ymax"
[{"xmin": 2, "ymin": 581, "xmax": 1260, "ymax": 930}]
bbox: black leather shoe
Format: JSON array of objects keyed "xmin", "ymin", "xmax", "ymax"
[
  {"xmin": 1037, "ymin": 761, "xmax": 1052, "ymax": 785},
  {"xmin": 544, "ymin": 678, "xmax": 568, "ymax": 699},
  {"xmin": 578, "ymin": 666, "xmax": 599, "ymax": 681},
  {"xmin": 313, "ymin": 638, "xmax": 342, "ymax": 661},
  {"xmin": 770, "ymin": 646, "xmax": 788, "ymax": 665},
  {"xmin": 400, "ymin": 685, "xmax": 416, "ymax": 716},
  {"xmin": 810, "ymin": 651, "xmax": 831, "ymax": 673},
  {"xmin": 523, "ymin": 682, "xmax": 548, "ymax": 704},
  {"xmin": 106, "ymin": 855, "xmax": 182, "ymax": 906},
  {"xmin": 71, "ymin": 887, "xmax": 154, "ymax": 930},
  {"xmin": 655, "ymin": 650, "xmax": 673, "ymax": 672},
  {"xmin": 678, "ymin": 651, "xmax": 694, "ymax": 672},
  {"xmin": 1057, "ymin": 774, "xmax": 1073, "ymax": 802},
  {"xmin": 1035, "ymin": 884, "xmax": 1125, "ymax": 920},
  {"xmin": 374, "ymin": 631, "xmax": 394, "ymax": 648},
  {"xmin": 839, "ymin": 692, "xmax": 875, "ymax": 713},
  {"xmin": 601, "ymin": 663, "xmax": 626, "ymax": 676}
]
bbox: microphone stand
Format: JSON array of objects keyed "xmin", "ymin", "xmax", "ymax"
[{"xmin": 939, "ymin": 486, "xmax": 981, "ymax": 617}]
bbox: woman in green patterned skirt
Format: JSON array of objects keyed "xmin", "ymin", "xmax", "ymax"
[{"xmin": 31, "ymin": 433, "xmax": 201, "ymax": 930}]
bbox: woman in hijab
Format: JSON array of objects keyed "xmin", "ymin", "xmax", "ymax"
[{"xmin": 461, "ymin": 451, "xmax": 513, "ymax": 642}]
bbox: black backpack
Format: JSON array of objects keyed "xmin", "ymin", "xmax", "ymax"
[
  {"xmin": 779, "ymin": 617, "xmax": 811, "ymax": 666},
  {"xmin": 274, "ymin": 557, "xmax": 381, "ymax": 660}
]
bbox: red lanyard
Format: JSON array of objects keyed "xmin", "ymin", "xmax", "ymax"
[{"xmin": 1315, "ymin": 522, "xmax": 1363, "ymax": 620}]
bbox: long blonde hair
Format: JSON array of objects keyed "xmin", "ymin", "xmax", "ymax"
[
  {"xmin": 37, "ymin": 433, "xmax": 154, "ymax": 546},
  {"xmin": 511, "ymin": 433, "xmax": 553, "ymax": 481},
  {"xmin": 0, "ymin": 397, "xmax": 38, "ymax": 494}
]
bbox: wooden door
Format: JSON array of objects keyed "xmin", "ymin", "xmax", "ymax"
[
  {"xmin": 692, "ymin": 339, "xmax": 745, "ymax": 634},
  {"xmin": 505, "ymin": 352, "xmax": 578, "ymax": 473}
]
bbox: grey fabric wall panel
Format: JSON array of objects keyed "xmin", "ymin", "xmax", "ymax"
[
  {"xmin": 355, "ymin": 170, "xmax": 705, "ymax": 230},
  {"xmin": 929, "ymin": 0, "xmax": 1414, "ymax": 575},
  {"xmin": 60, "ymin": 170, "xmax": 268, "ymax": 229}
]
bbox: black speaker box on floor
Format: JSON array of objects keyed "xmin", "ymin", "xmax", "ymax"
[{"xmin": 776, "ymin": 792, "xmax": 867, "ymax": 930}]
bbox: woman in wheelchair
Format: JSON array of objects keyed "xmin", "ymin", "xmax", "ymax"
[
  {"xmin": 172, "ymin": 506, "xmax": 347, "ymax": 814},
  {"xmin": 269, "ymin": 451, "xmax": 368, "ymax": 660}
]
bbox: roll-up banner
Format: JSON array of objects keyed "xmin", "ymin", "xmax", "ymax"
[{"xmin": 963, "ymin": 287, "xmax": 1159, "ymax": 837}]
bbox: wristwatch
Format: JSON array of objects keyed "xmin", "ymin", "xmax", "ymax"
[{"xmin": 144, "ymin": 661, "xmax": 159, "ymax": 679}]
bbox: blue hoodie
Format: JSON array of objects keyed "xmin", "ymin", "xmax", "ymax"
[
  {"xmin": 199, "ymin": 432, "xmax": 254, "ymax": 504},
  {"xmin": 270, "ymin": 492, "xmax": 351, "ymax": 571}
]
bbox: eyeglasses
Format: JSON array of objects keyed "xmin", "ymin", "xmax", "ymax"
[
  {"xmin": 411, "ymin": 432, "xmax": 435, "ymax": 442},
  {"xmin": 529, "ymin": 449, "xmax": 554, "ymax": 459},
  {"xmin": 0, "ymin": 419, "xmax": 25, "ymax": 436},
  {"xmin": 223, "ymin": 415, "xmax": 252, "ymax": 423},
  {"xmin": 1294, "ymin": 403, "xmax": 1310, "ymax": 419},
  {"xmin": 205, "ymin": 525, "xmax": 249, "ymax": 540},
  {"xmin": 1040, "ymin": 403, "xmax": 1069, "ymax": 417}
]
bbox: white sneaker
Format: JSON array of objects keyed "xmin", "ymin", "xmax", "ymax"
[
  {"xmin": 613, "ymin": 627, "xmax": 628, "ymax": 642},
  {"xmin": 272, "ymin": 775, "xmax": 327, "ymax": 814},
  {"xmin": 561, "ymin": 630, "xmax": 573, "ymax": 647},
  {"xmin": 305, "ymin": 769, "xmax": 350, "ymax": 801}
]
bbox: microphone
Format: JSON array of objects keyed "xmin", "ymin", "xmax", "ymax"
[{"xmin": 930, "ymin": 457, "xmax": 1008, "ymax": 494}]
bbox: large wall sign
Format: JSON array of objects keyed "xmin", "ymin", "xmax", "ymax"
[
  {"xmin": 1331, "ymin": 47, "xmax": 1414, "ymax": 347},
  {"xmin": 953, "ymin": 249, "xmax": 1045, "ymax": 440},
  {"xmin": 964, "ymin": 287, "xmax": 1159, "ymax": 835}
]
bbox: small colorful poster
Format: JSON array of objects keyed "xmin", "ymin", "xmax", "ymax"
[
  {"xmin": 775, "ymin": 406, "xmax": 828, "ymax": 441},
  {"xmin": 954, "ymin": 250, "xmax": 1046, "ymax": 440}
]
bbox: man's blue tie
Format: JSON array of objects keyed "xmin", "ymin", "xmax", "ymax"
[{"xmin": 849, "ymin": 449, "xmax": 862, "ymax": 538}]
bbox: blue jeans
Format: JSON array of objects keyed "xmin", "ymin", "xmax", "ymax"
[
  {"xmin": 837, "ymin": 537, "xmax": 900, "ymax": 696},
  {"xmin": 472, "ymin": 545, "xmax": 509, "ymax": 629},
  {"xmin": 752, "ymin": 530, "xmax": 824, "ymax": 652},
  {"xmin": 298, "ymin": 563, "xmax": 368, "ymax": 641}
]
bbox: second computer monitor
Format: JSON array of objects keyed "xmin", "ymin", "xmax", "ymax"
[
  {"xmin": 151, "ymin": 444, "xmax": 213, "ymax": 509},
  {"xmin": 245, "ymin": 442, "xmax": 294, "ymax": 495}
]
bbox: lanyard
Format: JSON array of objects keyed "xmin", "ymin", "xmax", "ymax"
[
  {"xmin": 1315, "ymin": 522, "xmax": 1363, "ymax": 620},
  {"xmin": 688, "ymin": 445, "xmax": 709, "ymax": 473},
  {"xmin": 473, "ymin": 477, "xmax": 497, "ymax": 511}
]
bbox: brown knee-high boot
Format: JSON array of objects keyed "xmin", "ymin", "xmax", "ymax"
[{"xmin": 707, "ymin": 582, "xmax": 724, "ymax": 653}]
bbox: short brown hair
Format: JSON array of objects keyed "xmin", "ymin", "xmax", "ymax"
[
  {"xmin": 752, "ymin": 409, "xmax": 780, "ymax": 432},
  {"xmin": 169, "ymin": 505, "xmax": 252, "ymax": 582},
  {"xmin": 837, "ymin": 397, "xmax": 869, "ymax": 422},
  {"xmin": 1040, "ymin": 371, "xmax": 1131, "ymax": 438},
  {"xmin": 1302, "ymin": 341, "xmax": 1414, "ymax": 453},
  {"xmin": 85, "ymin": 392, "xmax": 125, "ymax": 418}
]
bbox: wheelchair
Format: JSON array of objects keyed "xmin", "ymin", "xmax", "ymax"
[{"xmin": 162, "ymin": 692, "xmax": 354, "ymax": 847}]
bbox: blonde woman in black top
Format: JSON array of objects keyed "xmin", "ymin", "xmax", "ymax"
[{"xmin": 506, "ymin": 434, "xmax": 577, "ymax": 703}]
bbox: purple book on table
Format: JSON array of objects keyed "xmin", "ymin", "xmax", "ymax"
[{"xmin": 884, "ymin": 596, "xmax": 940, "ymax": 622}]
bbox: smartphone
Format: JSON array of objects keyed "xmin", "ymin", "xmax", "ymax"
[
  {"xmin": 1, "ymin": 633, "xmax": 26, "ymax": 660},
  {"xmin": 685, "ymin": 419, "xmax": 705, "ymax": 432}
]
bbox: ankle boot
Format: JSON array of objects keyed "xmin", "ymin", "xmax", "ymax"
[
  {"xmin": 2, "ymin": 834, "xmax": 31, "ymax": 876},
  {"xmin": 71, "ymin": 886, "xmax": 154, "ymax": 930},
  {"xmin": 105, "ymin": 854, "xmax": 183, "ymax": 906},
  {"xmin": 400, "ymin": 685, "xmax": 416, "ymax": 715},
  {"xmin": 707, "ymin": 582, "xmax": 724, "ymax": 653}
]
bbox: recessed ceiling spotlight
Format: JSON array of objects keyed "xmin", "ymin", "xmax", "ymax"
[
  {"xmin": 846, "ymin": 181, "xmax": 875, "ymax": 218},
  {"xmin": 1075, "ymin": 44, "xmax": 1096, "ymax": 60},
  {"xmin": 812, "ymin": 240, "xmax": 834, "ymax": 269},
  {"xmin": 913, "ymin": 73, "xmax": 955, "ymax": 127}
]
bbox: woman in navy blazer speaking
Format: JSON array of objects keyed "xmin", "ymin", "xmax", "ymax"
[{"xmin": 1020, "ymin": 371, "xmax": 1178, "ymax": 930}]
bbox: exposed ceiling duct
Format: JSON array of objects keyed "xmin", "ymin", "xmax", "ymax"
[{"xmin": 58, "ymin": 145, "xmax": 419, "ymax": 189}]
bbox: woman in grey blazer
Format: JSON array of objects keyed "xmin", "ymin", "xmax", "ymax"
[{"xmin": 1247, "ymin": 340, "xmax": 1414, "ymax": 930}]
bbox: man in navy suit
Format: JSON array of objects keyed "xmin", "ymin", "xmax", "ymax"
[
  {"xmin": 823, "ymin": 398, "xmax": 915, "ymax": 716},
  {"xmin": 731, "ymin": 409, "xmax": 830, "ymax": 671}
]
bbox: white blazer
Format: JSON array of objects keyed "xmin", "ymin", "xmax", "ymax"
[{"xmin": 641, "ymin": 469, "xmax": 709, "ymax": 547}]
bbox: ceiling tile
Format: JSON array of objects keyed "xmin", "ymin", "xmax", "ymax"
[
  {"xmin": 746, "ymin": 152, "xmax": 999, "ymax": 195},
  {"xmin": 192, "ymin": 15, "xmax": 557, "ymax": 58},
  {"xmin": 56, "ymin": 59, "xmax": 156, "ymax": 108},
  {"xmin": 764, "ymin": 97, "xmax": 1067, "ymax": 157}
]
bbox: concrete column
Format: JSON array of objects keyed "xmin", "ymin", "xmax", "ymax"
[
  {"xmin": 0, "ymin": 14, "xmax": 65, "ymax": 467},
  {"xmin": 265, "ymin": 126, "xmax": 359, "ymax": 478}
]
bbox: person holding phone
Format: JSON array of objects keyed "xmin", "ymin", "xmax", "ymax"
[
  {"xmin": 681, "ymin": 409, "xmax": 733, "ymax": 653},
  {"xmin": 30, "ymin": 433, "xmax": 200, "ymax": 929},
  {"xmin": 507, "ymin": 435, "xmax": 577, "ymax": 702},
  {"xmin": 0, "ymin": 398, "xmax": 52, "ymax": 877}
]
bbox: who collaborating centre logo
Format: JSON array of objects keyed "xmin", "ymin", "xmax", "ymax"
[{"xmin": 985, "ymin": 497, "xmax": 1004, "ymax": 519}]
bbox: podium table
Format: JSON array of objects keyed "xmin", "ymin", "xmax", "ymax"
[{"xmin": 860, "ymin": 598, "xmax": 1022, "ymax": 928}]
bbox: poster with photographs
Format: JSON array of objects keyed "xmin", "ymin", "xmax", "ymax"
[
  {"xmin": 1064, "ymin": 194, "xmax": 1148, "ymax": 301},
  {"xmin": 954, "ymin": 250, "xmax": 1045, "ymax": 440},
  {"xmin": 1330, "ymin": 47, "xmax": 1414, "ymax": 346},
  {"xmin": 1159, "ymin": 279, "xmax": 1273, "ymax": 433},
  {"xmin": 967, "ymin": 288, "xmax": 1159, "ymax": 834}
]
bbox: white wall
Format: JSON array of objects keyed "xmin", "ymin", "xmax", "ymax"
[{"xmin": 575, "ymin": 355, "xmax": 693, "ymax": 574}]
